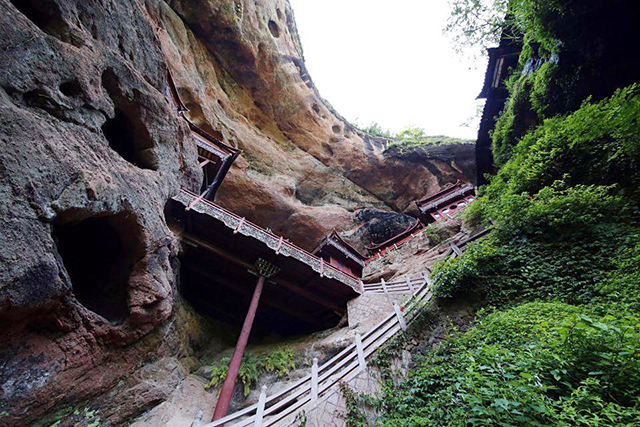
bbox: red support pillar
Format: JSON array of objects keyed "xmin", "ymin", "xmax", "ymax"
[{"xmin": 212, "ymin": 275, "xmax": 265, "ymax": 422}]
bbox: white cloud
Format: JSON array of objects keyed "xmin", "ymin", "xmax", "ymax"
[{"xmin": 288, "ymin": 0, "xmax": 487, "ymax": 139}]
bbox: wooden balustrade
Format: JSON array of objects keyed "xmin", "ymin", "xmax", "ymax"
[{"xmin": 195, "ymin": 227, "xmax": 491, "ymax": 427}]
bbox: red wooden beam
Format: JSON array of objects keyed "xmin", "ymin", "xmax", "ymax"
[{"xmin": 213, "ymin": 275, "xmax": 265, "ymax": 422}]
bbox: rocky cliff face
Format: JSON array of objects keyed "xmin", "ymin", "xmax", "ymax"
[
  {"xmin": 0, "ymin": 0, "xmax": 474, "ymax": 424},
  {"xmin": 149, "ymin": 0, "xmax": 475, "ymax": 248}
]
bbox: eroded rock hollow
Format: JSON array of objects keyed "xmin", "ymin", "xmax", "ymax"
[{"xmin": 0, "ymin": 0, "xmax": 475, "ymax": 424}]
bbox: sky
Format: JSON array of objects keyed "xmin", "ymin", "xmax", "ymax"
[{"xmin": 288, "ymin": 0, "xmax": 487, "ymax": 139}]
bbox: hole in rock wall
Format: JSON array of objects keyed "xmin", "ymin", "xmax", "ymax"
[
  {"xmin": 10, "ymin": 0, "xmax": 80, "ymax": 46},
  {"xmin": 53, "ymin": 213, "xmax": 143, "ymax": 324},
  {"xmin": 101, "ymin": 69, "xmax": 158, "ymax": 170},
  {"xmin": 332, "ymin": 125, "xmax": 341, "ymax": 134},
  {"xmin": 59, "ymin": 80, "xmax": 82, "ymax": 98},
  {"xmin": 268, "ymin": 20, "xmax": 280, "ymax": 38}
]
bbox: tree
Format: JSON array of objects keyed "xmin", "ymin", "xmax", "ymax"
[{"xmin": 444, "ymin": 0, "xmax": 509, "ymax": 58}]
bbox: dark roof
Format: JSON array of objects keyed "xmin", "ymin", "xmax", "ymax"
[
  {"xmin": 169, "ymin": 191, "xmax": 360, "ymax": 334},
  {"xmin": 366, "ymin": 219, "xmax": 422, "ymax": 252},
  {"xmin": 416, "ymin": 181, "xmax": 461, "ymax": 205},
  {"xmin": 313, "ymin": 230, "xmax": 366, "ymax": 267},
  {"xmin": 186, "ymin": 119, "xmax": 242, "ymax": 160},
  {"xmin": 416, "ymin": 181, "xmax": 476, "ymax": 213},
  {"xmin": 477, "ymin": 29, "xmax": 522, "ymax": 99},
  {"xmin": 478, "ymin": 46, "xmax": 521, "ymax": 99}
]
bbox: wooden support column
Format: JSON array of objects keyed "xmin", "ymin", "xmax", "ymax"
[
  {"xmin": 393, "ymin": 302, "xmax": 407, "ymax": 331},
  {"xmin": 255, "ymin": 385, "xmax": 267, "ymax": 427},
  {"xmin": 355, "ymin": 333, "xmax": 367, "ymax": 372},
  {"xmin": 212, "ymin": 259, "xmax": 279, "ymax": 423},
  {"xmin": 311, "ymin": 357, "xmax": 319, "ymax": 406}
]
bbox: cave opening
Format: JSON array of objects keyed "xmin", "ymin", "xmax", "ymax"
[
  {"xmin": 268, "ymin": 20, "xmax": 280, "ymax": 38},
  {"xmin": 101, "ymin": 69, "xmax": 158, "ymax": 170},
  {"xmin": 10, "ymin": 0, "xmax": 80, "ymax": 46},
  {"xmin": 54, "ymin": 213, "xmax": 143, "ymax": 324},
  {"xmin": 102, "ymin": 108, "xmax": 138, "ymax": 167},
  {"xmin": 59, "ymin": 80, "xmax": 83, "ymax": 98}
]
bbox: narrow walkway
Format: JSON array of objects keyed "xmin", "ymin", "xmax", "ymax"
[{"xmin": 190, "ymin": 228, "xmax": 489, "ymax": 427}]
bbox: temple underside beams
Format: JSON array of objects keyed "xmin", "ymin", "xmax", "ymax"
[{"xmin": 168, "ymin": 190, "xmax": 359, "ymax": 336}]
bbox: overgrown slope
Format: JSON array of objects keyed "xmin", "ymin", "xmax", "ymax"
[{"xmin": 372, "ymin": 1, "xmax": 640, "ymax": 426}]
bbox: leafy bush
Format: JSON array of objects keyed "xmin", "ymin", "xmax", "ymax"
[
  {"xmin": 445, "ymin": 0, "xmax": 565, "ymax": 59},
  {"xmin": 491, "ymin": 62, "xmax": 558, "ymax": 165},
  {"xmin": 434, "ymin": 184, "xmax": 639, "ymax": 307},
  {"xmin": 436, "ymin": 86, "xmax": 640, "ymax": 308},
  {"xmin": 494, "ymin": 84, "xmax": 640, "ymax": 196},
  {"xmin": 423, "ymin": 225, "xmax": 444, "ymax": 245},
  {"xmin": 261, "ymin": 347, "xmax": 295, "ymax": 379},
  {"xmin": 392, "ymin": 4, "xmax": 640, "ymax": 427},
  {"xmin": 359, "ymin": 122, "xmax": 393, "ymax": 138},
  {"xmin": 205, "ymin": 353, "xmax": 261, "ymax": 397},
  {"xmin": 378, "ymin": 302, "xmax": 640, "ymax": 426},
  {"xmin": 205, "ymin": 348, "xmax": 296, "ymax": 397}
]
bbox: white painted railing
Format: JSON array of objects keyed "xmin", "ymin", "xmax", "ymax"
[
  {"xmin": 196, "ymin": 275, "xmax": 429, "ymax": 427},
  {"xmin": 195, "ymin": 227, "xmax": 491, "ymax": 427}
]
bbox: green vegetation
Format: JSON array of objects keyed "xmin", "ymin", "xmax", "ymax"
[
  {"xmin": 377, "ymin": 83, "xmax": 640, "ymax": 427},
  {"xmin": 359, "ymin": 122, "xmax": 393, "ymax": 138},
  {"xmin": 355, "ymin": 122, "xmax": 474, "ymax": 153},
  {"xmin": 205, "ymin": 347, "xmax": 295, "ymax": 397},
  {"xmin": 445, "ymin": 0, "xmax": 565, "ymax": 59},
  {"xmin": 340, "ymin": 383, "xmax": 377, "ymax": 427},
  {"xmin": 368, "ymin": 1, "xmax": 640, "ymax": 425},
  {"xmin": 379, "ymin": 303, "xmax": 640, "ymax": 426},
  {"xmin": 422, "ymin": 224, "xmax": 444, "ymax": 246}
]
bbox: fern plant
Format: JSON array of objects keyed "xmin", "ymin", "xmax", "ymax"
[
  {"xmin": 205, "ymin": 348, "xmax": 296, "ymax": 397},
  {"xmin": 261, "ymin": 347, "xmax": 295, "ymax": 379}
]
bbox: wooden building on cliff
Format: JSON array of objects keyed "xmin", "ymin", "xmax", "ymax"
[
  {"xmin": 166, "ymin": 67, "xmax": 242, "ymax": 201},
  {"xmin": 313, "ymin": 230, "xmax": 366, "ymax": 279},
  {"xmin": 415, "ymin": 181, "xmax": 476, "ymax": 224},
  {"xmin": 164, "ymin": 64, "xmax": 363, "ymax": 420},
  {"xmin": 365, "ymin": 220, "xmax": 423, "ymax": 255},
  {"xmin": 476, "ymin": 34, "xmax": 522, "ymax": 184}
]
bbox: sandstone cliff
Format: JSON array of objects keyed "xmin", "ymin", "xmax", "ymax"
[
  {"xmin": 149, "ymin": 0, "xmax": 475, "ymax": 248},
  {"xmin": 0, "ymin": 0, "xmax": 474, "ymax": 424}
]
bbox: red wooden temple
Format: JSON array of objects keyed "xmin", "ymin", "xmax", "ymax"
[
  {"xmin": 165, "ymin": 67, "xmax": 241, "ymax": 201},
  {"xmin": 415, "ymin": 181, "xmax": 476, "ymax": 224},
  {"xmin": 365, "ymin": 220, "xmax": 423, "ymax": 255},
  {"xmin": 168, "ymin": 190, "xmax": 360, "ymax": 332},
  {"xmin": 167, "ymin": 191, "xmax": 361, "ymax": 421},
  {"xmin": 165, "ymin": 67, "xmax": 362, "ymax": 421},
  {"xmin": 187, "ymin": 119, "xmax": 241, "ymax": 200},
  {"xmin": 312, "ymin": 230, "xmax": 366, "ymax": 279}
]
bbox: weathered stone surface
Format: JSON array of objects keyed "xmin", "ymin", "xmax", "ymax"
[
  {"xmin": 0, "ymin": 0, "xmax": 475, "ymax": 424},
  {"xmin": 149, "ymin": 0, "xmax": 476, "ymax": 249},
  {"xmin": 0, "ymin": 0, "xmax": 206, "ymax": 423}
]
